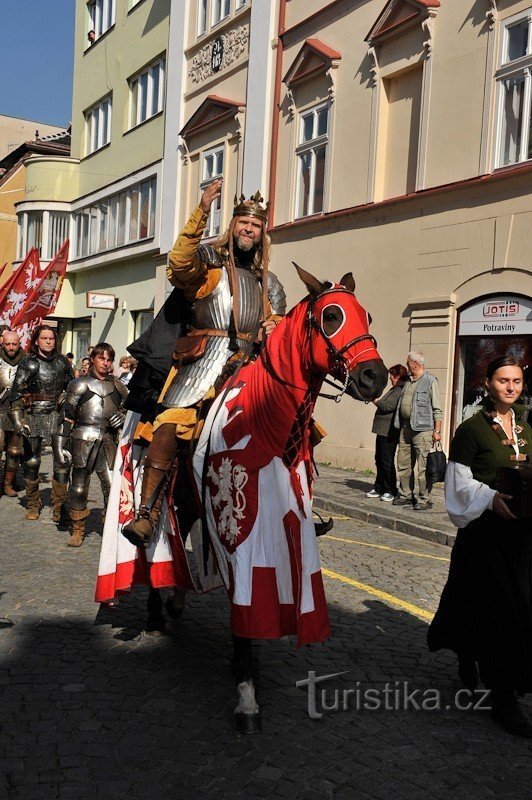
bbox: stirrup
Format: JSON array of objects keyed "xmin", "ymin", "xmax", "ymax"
[{"xmin": 314, "ymin": 510, "xmax": 334, "ymax": 537}]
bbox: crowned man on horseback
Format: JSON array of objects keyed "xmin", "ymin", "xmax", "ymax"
[{"xmin": 122, "ymin": 180, "xmax": 286, "ymax": 548}]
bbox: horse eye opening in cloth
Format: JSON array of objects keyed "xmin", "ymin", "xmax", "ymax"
[
  {"xmin": 367, "ymin": 312, "xmax": 373, "ymax": 326},
  {"xmin": 321, "ymin": 304, "xmax": 346, "ymax": 337}
]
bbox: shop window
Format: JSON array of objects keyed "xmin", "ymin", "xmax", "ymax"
[
  {"xmin": 129, "ymin": 58, "xmax": 166, "ymax": 129},
  {"xmin": 87, "ymin": 0, "xmax": 115, "ymax": 43},
  {"xmin": 495, "ymin": 10, "xmax": 532, "ymax": 167},
  {"xmin": 85, "ymin": 95, "xmax": 112, "ymax": 155},
  {"xmin": 74, "ymin": 177, "xmax": 156, "ymax": 258},
  {"xmin": 200, "ymin": 146, "xmax": 224, "ymax": 238},
  {"xmin": 295, "ymin": 104, "xmax": 329, "ymax": 218},
  {"xmin": 134, "ymin": 309, "xmax": 154, "ymax": 339}
]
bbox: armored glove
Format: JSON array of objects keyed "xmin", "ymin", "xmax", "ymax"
[
  {"xmin": 108, "ymin": 411, "xmax": 125, "ymax": 430},
  {"xmin": 52, "ymin": 433, "xmax": 72, "ymax": 467},
  {"xmin": 9, "ymin": 408, "xmax": 30, "ymax": 438}
]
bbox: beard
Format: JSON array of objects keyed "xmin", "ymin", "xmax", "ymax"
[{"xmin": 236, "ymin": 235, "xmax": 256, "ymax": 252}]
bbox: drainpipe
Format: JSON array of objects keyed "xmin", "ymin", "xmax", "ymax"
[{"xmin": 267, "ymin": 0, "xmax": 287, "ymax": 229}]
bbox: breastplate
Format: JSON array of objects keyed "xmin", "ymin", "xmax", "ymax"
[
  {"xmin": 70, "ymin": 377, "xmax": 122, "ymax": 439},
  {"xmin": 194, "ymin": 267, "xmax": 263, "ymax": 334},
  {"xmin": 163, "ymin": 267, "xmax": 263, "ymax": 410},
  {"xmin": 27, "ymin": 357, "xmax": 69, "ymax": 414},
  {"xmin": 0, "ymin": 358, "xmax": 17, "ymax": 392}
]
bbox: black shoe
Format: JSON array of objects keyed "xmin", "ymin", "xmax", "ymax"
[
  {"xmin": 315, "ymin": 517, "xmax": 334, "ymax": 537},
  {"xmin": 392, "ymin": 496, "xmax": 413, "ymax": 506},
  {"xmin": 458, "ymin": 656, "xmax": 479, "ymax": 691},
  {"xmin": 491, "ymin": 692, "xmax": 532, "ymax": 738}
]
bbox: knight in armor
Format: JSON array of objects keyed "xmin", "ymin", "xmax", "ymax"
[
  {"xmin": 9, "ymin": 325, "xmax": 74, "ymax": 520},
  {"xmin": 53, "ymin": 343, "xmax": 128, "ymax": 547},
  {"xmin": 123, "ymin": 179, "xmax": 286, "ymax": 547},
  {"xmin": 0, "ymin": 330, "xmax": 25, "ymax": 497}
]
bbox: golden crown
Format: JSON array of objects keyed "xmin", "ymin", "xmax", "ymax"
[{"xmin": 233, "ymin": 190, "xmax": 270, "ymax": 223}]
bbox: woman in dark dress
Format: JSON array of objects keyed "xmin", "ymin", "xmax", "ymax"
[{"xmin": 428, "ymin": 356, "xmax": 532, "ymax": 737}]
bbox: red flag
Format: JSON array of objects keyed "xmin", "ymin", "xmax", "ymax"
[
  {"xmin": 0, "ymin": 249, "xmax": 41, "ymax": 326},
  {"xmin": 10, "ymin": 241, "xmax": 69, "ymax": 329}
]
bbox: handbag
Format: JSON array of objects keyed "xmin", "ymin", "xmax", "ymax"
[
  {"xmin": 427, "ymin": 442, "xmax": 447, "ymax": 484},
  {"xmin": 496, "ymin": 464, "xmax": 532, "ymax": 519}
]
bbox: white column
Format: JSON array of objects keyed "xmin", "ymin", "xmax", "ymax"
[
  {"xmin": 241, "ymin": 0, "xmax": 278, "ymax": 198},
  {"xmin": 158, "ymin": 0, "xmax": 189, "ymax": 308}
]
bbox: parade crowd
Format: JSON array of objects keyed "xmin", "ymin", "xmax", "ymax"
[{"xmin": 0, "ymin": 178, "xmax": 531, "ymax": 741}]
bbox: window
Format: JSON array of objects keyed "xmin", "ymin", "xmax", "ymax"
[
  {"xmin": 200, "ymin": 146, "xmax": 223, "ymax": 238},
  {"xmin": 87, "ymin": 0, "xmax": 115, "ymax": 41},
  {"xmin": 129, "ymin": 58, "xmax": 165, "ymax": 128},
  {"xmin": 198, "ymin": 0, "xmax": 207, "ymax": 35},
  {"xmin": 295, "ymin": 104, "xmax": 329, "ymax": 218},
  {"xmin": 48, "ymin": 212, "xmax": 70, "ymax": 257},
  {"xmin": 26, "ymin": 212, "xmax": 43, "ymax": 255},
  {"xmin": 235, "ymin": 0, "xmax": 247, "ymax": 8},
  {"xmin": 495, "ymin": 12, "xmax": 532, "ymax": 167},
  {"xmin": 74, "ymin": 177, "xmax": 157, "ymax": 258},
  {"xmin": 134, "ymin": 310, "xmax": 154, "ymax": 339},
  {"xmin": 85, "ymin": 95, "xmax": 112, "ymax": 155},
  {"xmin": 212, "ymin": 0, "xmax": 230, "ymax": 27}
]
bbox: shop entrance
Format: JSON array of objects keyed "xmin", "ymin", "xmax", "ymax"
[{"xmin": 453, "ymin": 294, "xmax": 532, "ymax": 431}]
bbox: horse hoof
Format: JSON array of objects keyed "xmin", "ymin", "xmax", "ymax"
[
  {"xmin": 165, "ymin": 594, "xmax": 185, "ymax": 621},
  {"xmin": 146, "ymin": 615, "xmax": 167, "ymax": 635},
  {"xmin": 235, "ymin": 710, "xmax": 262, "ymax": 734}
]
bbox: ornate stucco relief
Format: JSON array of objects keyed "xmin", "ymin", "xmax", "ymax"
[{"xmin": 188, "ymin": 24, "xmax": 250, "ymax": 84}]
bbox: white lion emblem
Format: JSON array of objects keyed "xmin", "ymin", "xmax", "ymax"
[{"xmin": 207, "ymin": 457, "xmax": 248, "ymax": 546}]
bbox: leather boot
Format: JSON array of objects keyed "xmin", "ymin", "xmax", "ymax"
[
  {"xmin": 122, "ymin": 465, "xmax": 167, "ymax": 548},
  {"xmin": 24, "ymin": 479, "xmax": 41, "ymax": 520},
  {"xmin": 52, "ymin": 479, "xmax": 69, "ymax": 524},
  {"xmin": 2, "ymin": 469, "xmax": 18, "ymax": 498},
  {"xmin": 491, "ymin": 690, "xmax": 532, "ymax": 738},
  {"xmin": 68, "ymin": 508, "xmax": 90, "ymax": 547}
]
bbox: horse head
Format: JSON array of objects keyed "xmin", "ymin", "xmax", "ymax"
[{"xmin": 294, "ymin": 263, "xmax": 388, "ymax": 402}]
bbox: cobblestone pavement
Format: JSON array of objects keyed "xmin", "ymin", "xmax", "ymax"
[{"xmin": 1, "ymin": 455, "xmax": 532, "ymax": 800}]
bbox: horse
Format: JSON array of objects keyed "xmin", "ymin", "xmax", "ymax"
[
  {"xmin": 96, "ymin": 264, "xmax": 387, "ymax": 731},
  {"xmin": 191, "ymin": 264, "xmax": 388, "ymax": 731}
]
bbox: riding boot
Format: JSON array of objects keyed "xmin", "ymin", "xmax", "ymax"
[
  {"xmin": 52, "ymin": 479, "xmax": 69, "ymax": 524},
  {"xmin": 122, "ymin": 465, "xmax": 167, "ymax": 548},
  {"xmin": 24, "ymin": 479, "xmax": 41, "ymax": 520},
  {"xmin": 2, "ymin": 469, "xmax": 18, "ymax": 498},
  {"xmin": 68, "ymin": 508, "xmax": 90, "ymax": 547}
]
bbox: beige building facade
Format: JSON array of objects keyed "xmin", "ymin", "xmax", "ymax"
[{"xmin": 16, "ymin": 0, "xmax": 532, "ymax": 468}]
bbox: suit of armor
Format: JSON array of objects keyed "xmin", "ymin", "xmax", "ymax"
[
  {"xmin": 53, "ymin": 373, "xmax": 128, "ymax": 545},
  {"xmin": 122, "ymin": 201, "xmax": 286, "ymax": 548},
  {"xmin": 0, "ymin": 351, "xmax": 24, "ymax": 493},
  {"xmin": 9, "ymin": 352, "xmax": 74, "ymax": 519}
]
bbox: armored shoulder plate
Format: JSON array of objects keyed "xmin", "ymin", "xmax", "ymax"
[
  {"xmin": 268, "ymin": 271, "xmax": 287, "ymax": 316},
  {"xmin": 197, "ymin": 242, "xmax": 223, "ymax": 268},
  {"xmin": 113, "ymin": 376, "xmax": 129, "ymax": 400}
]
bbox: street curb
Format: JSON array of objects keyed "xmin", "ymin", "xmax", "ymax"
[{"xmin": 314, "ymin": 492, "xmax": 456, "ymax": 548}]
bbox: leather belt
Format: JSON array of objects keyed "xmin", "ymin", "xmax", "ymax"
[
  {"xmin": 188, "ymin": 327, "xmax": 255, "ymax": 343},
  {"xmin": 30, "ymin": 394, "xmax": 57, "ymax": 402}
]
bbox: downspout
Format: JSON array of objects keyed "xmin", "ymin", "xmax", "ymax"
[{"xmin": 267, "ymin": 0, "xmax": 287, "ymax": 229}]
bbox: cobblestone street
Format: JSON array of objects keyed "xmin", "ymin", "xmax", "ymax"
[{"xmin": 1, "ymin": 455, "xmax": 532, "ymax": 800}]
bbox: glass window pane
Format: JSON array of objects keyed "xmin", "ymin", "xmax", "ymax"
[
  {"xmin": 301, "ymin": 114, "xmax": 313, "ymax": 143},
  {"xmin": 81, "ymin": 211, "xmax": 90, "ymax": 256},
  {"xmin": 139, "ymin": 182, "xmax": 150, "ymax": 238},
  {"xmin": 129, "ymin": 187, "xmax": 140, "ymax": 241},
  {"xmin": 313, "ymin": 147, "xmax": 326, "ymax": 214},
  {"xmin": 149, "ymin": 178, "xmax": 157, "ymax": 237},
  {"xmin": 499, "ymin": 76, "xmax": 525, "ymax": 165},
  {"xmin": 507, "ymin": 20, "xmax": 528, "ymax": 62},
  {"xmin": 108, "ymin": 196, "xmax": 117, "ymax": 248},
  {"xmin": 151, "ymin": 64, "xmax": 160, "ymax": 116},
  {"xmin": 317, "ymin": 107, "xmax": 329, "ymax": 137},
  {"xmin": 297, "ymin": 152, "xmax": 312, "ymax": 217},
  {"xmin": 215, "ymin": 150, "xmax": 223, "ymax": 175},
  {"xmin": 139, "ymin": 72, "xmax": 148, "ymax": 122},
  {"xmin": 130, "ymin": 80, "xmax": 138, "ymax": 127},
  {"xmin": 116, "ymin": 193, "xmax": 126, "ymax": 246},
  {"xmin": 204, "ymin": 153, "xmax": 214, "ymax": 179},
  {"xmin": 27, "ymin": 212, "xmax": 43, "ymax": 254},
  {"xmin": 99, "ymin": 202, "xmax": 108, "ymax": 250},
  {"xmin": 89, "ymin": 207, "xmax": 99, "ymax": 253},
  {"xmin": 198, "ymin": 0, "xmax": 207, "ymax": 34}
]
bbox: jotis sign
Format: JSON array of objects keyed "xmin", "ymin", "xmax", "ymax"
[
  {"xmin": 86, "ymin": 291, "xmax": 117, "ymax": 310},
  {"xmin": 459, "ymin": 295, "xmax": 532, "ymax": 336}
]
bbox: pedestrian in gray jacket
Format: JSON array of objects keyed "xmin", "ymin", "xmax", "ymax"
[{"xmin": 366, "ymin": 364, "xmax": 408, "ymax": 502}]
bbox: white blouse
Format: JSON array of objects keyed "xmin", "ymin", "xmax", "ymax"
[{"xmin": 444, "ymin": 461, "xmax": 497, "ymax": 528}]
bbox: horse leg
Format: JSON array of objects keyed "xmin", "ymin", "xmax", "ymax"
[
  {"xmin": 231, "ymin": 635, "xmax": 261, "ymax": 733},
  {"xmin": 146, "ymin": 588, "xmax": 166, "ymax": 634}
]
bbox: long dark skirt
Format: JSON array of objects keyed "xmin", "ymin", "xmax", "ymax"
[{"xmin": 427, "ymin": 510, "xmax": 532, "ymax": 693}]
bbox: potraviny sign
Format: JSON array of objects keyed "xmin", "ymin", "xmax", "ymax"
[{"xmin": 459, "ymin": 295, "xmax": 532, "ymax": 336}]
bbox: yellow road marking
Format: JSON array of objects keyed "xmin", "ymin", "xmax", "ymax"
[
  {"xmin": 322, "ymin": 568, "xmax": 434, "ymax": 622},
  {"xmin": 322, "ymin": 534, "xmax": 449, "ymax": 563}
]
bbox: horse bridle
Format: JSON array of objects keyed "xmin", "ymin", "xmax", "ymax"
[{"xmin": 307, "ymin": 287, "xmax": 378, "ymax": 403}]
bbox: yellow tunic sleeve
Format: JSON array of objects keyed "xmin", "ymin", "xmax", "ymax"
[{"xmin": 166, "ymin": 206, "xmax": 222, "ymax": 301}]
